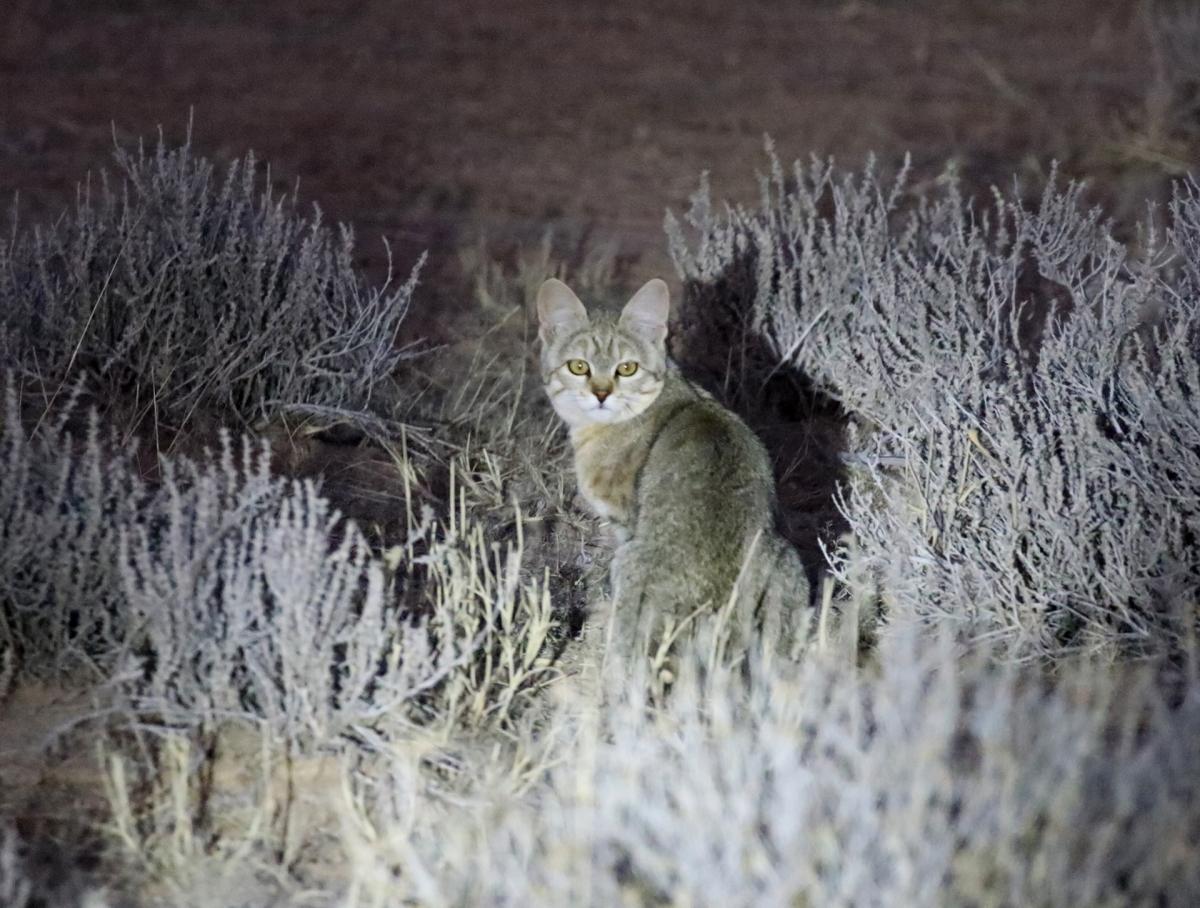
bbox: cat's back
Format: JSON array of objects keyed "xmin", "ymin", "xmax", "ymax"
[
  {"xmin": 571, "ymin": 369, "xmax": 776, "ymax": 536},
  {"xmin": 635, "ymin": 371, "xmax": 776, "ymax": 539},
  {"xmin": 616, "ymin": 371, "xmax": 805, "ymax": 645},
  {"xmin": 648, "ymin": 374, "xmax": 768, "ymax": 489}
]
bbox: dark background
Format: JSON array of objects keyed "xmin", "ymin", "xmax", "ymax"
[{"xmin": 0, "ymin": 0, "xmax": 1188, "ymax": 302}]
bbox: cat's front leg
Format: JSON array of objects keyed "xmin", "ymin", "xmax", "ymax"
[
  {"xmin": 607, "ymin": 540, "xmax": 654, "ymax": 643},
  {"xmin": 608, "ymin": 539, "xmax": 638, "ymax": 608}
]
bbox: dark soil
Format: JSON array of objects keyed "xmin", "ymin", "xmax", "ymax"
[{"xmin": 0, "ymin": 0, "xmax": 1176, "ymax": 306}]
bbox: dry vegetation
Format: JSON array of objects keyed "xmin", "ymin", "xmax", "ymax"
[{"xmin": 0, "ymin": 128, "xmax": 1196, "ymax": 907}]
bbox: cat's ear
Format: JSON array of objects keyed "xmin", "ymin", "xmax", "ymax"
[
  {"xmin": 537, "ymin": 279, "xmax": 589, "ymax": 343},
  {"xmin": 619, "ymin": 278, "xmax": 670, "ymax": 344}
]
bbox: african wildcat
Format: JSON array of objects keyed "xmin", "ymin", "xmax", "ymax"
[{"xmin": 537, "ymin": 277, "xmax": 809, "ymax": 662}]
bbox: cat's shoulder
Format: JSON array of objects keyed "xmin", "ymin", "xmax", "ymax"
[{"xmin": 654, "ymin": 370, "xmax": 761, "ymax": 450}]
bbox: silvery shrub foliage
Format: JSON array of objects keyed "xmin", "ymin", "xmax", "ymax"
[
  {"xmin": 0, "ymin": 138, "xmax": 421, "ymax": 430},
  {"xmin": 669, "ymin": 150, "xmax": 1200, "ymax": 658}
]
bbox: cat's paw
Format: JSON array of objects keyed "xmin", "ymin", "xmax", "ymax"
[{"xmin": 595, "ymin": 520, "xmax": 631, "ymax": 548}]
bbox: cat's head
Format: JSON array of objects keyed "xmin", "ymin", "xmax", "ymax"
[{"xmin": 536, "ymin": 278, "xmax": 670, "ymax": 428}]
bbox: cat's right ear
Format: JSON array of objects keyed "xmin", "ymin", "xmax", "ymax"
[{"xmin": 536, "ymin": 279, "xmax": 589, "ymax": 344}]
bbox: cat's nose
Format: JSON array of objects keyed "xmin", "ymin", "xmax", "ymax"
[{"xmin": 593, "ymin": 388, "xmax": 611, "ymax": 403}]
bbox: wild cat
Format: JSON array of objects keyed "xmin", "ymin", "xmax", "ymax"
[{"xmin": 537, "ymin": 277, "xmax": 810, "ymax": 664}]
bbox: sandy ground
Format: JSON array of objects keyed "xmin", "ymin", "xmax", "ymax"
[{"xmin": 0, "ymin": 0, "xmax": 1164, "ymax": 304}]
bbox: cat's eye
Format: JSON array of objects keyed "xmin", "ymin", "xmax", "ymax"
[
  {"xmin": 566, "ymin": 359, "xmax": 590, "ymax": 376},
  {"xmin": 615, "ymin": 361, "xmax": 639, "ymax": 377}
]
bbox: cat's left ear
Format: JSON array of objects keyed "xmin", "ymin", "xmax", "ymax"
[{"xmin": 619, "ymin": 278, "xmax": 670, "ymax": 344}]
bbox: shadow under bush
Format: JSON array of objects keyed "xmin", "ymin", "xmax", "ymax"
[{"xmin": 667, "ymin": 242, "xmax": 849, "ymax": 588}]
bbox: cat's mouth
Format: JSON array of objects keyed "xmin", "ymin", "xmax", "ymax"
[{"xmin": 586, "ymin": 399, "xmax": 623, "ymax": 421}]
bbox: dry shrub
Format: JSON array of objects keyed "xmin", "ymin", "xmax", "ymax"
[
  {"xmin": 0, "ymin": 134, "xmax": 422, "ymax": 439},
  {"xmin": 669, "ymin": 148, "xmax": 1200, "ymax": 658}
]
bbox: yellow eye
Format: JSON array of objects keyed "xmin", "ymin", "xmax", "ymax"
[
  {"xmin": 616, "ymin": 361, "xmax": 639, "ymax": 377},
  {"xmin": 566, "ymin": 359, "xmax": 590, "ymax": 376}
]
